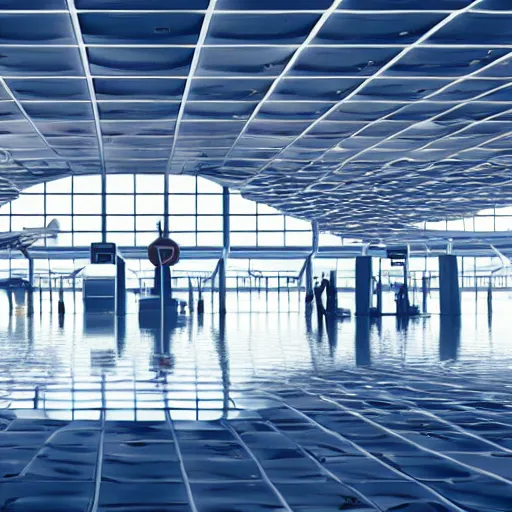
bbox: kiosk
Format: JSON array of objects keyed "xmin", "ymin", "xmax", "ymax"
[
  {"xmin": 362, "ymin": 245, "xmax": 423, "ymax": 318},
  {"xmin": 83, "ymin": 243, "xmax": 126, "ymax": 315}
]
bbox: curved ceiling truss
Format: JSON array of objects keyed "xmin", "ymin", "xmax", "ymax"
[{"xmin": 0, "ymin": 0, "xmax": 510, "ymax": 239}]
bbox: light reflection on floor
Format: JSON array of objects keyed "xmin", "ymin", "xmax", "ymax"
[{"xmin": 0, "ymin": 291, "xmax": 511, "ymax": 511}]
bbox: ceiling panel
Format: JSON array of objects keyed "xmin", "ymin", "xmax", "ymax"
[
  {"xmin": 6, "ymin": 79, "xmax": 90, "ymax": 101},
  {"xmin": 0, "ymin": 47, "xmax": 84, "ymax": 76},
  {"xmin": 0, "ymin": 0, "xmax": 511, "ymax": 239},
  {"xmin": 78, "ymin": 12, "xmax": 205, "ymax": 45},
  {"xmin": 76, "ymin": 0, "xmax": 209, "ymax": 8}
]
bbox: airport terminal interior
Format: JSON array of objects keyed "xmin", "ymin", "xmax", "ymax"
[{"xmin": 0, "ymin": 1, "xmax": 512, "ymax": 511}]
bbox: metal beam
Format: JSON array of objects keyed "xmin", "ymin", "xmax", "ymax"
[
  {"xmin": 66, "ymin": 0, "xmax": 107, "ymax": 242},
  {"xmin": 162, "ymin": 0, "xmax": 218, "ymax": 234},
  {"xmin": 237, "ymin": 0, "xmax": 484, "ymax": 188},
  {"xmin": 220, "ymin": 0, "xmax": 344, "ymax": 165},
  {"xmin": 165, "ymin": 0, "xmax": 218, "ymax": 181}
]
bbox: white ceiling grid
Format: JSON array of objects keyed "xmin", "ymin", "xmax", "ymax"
[{"xmin": 0, "ymin": 1, "xmax": 510, "ymax": 237}]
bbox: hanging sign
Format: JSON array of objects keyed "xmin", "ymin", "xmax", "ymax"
[{"xmin": 148, "ymin": 237, "xmax": 180, "ymax": 267}]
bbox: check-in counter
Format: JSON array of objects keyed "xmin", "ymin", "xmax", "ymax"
[{"xmin": 82, "ymin": 264, "xmax": 116, "ymax": 313}]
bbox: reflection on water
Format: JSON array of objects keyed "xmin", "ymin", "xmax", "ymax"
[
  {"xmin": 0, "ymin": 291, "xmax": 511, "ymax": 419},
  {"xmin": 355, "ymin": 318, "xmax": 371, "ymax": 367},
  {"xmin": 1, "ymin": 292, "xmax": 512, "ymax": 510},
  {"xmin": 439, "ymin": 316, "xmax": 461, "ymax": 362}
]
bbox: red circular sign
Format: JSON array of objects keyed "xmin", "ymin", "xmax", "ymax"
[{"xmin": 148, "ymin": 237, "xmax": 180, "ymax": 267}]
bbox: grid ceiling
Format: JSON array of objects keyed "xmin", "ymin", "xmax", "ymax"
[{"xmin": 0, "ymin": 0, "xmax": 511, "ymax": 237}]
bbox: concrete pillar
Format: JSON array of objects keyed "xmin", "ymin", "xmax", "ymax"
[
  {"xmin": 188, "ymin": 278, "xmax": 195, "ymax": 313},
  {"xmin": 327, "ymin": 270, "xmax": 337, "ymax": 314},
  {"xmin": 7, "ymin": 289, "xmax": 13, "ymax": 316},
  {"xmin": 376, "ymin": 259, "xmax": 382, "ymax": 316},
  {"xmin": 439, "ymin": 255, "xmax": 461, "ymax": 316},
  {"xmin": 439, "ymin": 315, "xmax": 461, "ymax": 361},
  {"xmin": 355, "ymin": 317, "xmax": 371, "ymax": 366},
  {"xmin": 305, "ymin": 255, "xmax": 313, "ymax": 304},
  {"xmin": 116, "ymin": 255, "xmax": 126, "ymax": 316},
  {"xmin": 422, "ymin": 273, "xmax": 429, "ymax": 314},
  {"xmin": 305, "ymin": 222, "xmax": 319, "ymax": 306},
  {"xmin": 355, "ymin": 256, "xmax": 373, "ymax": 316}
]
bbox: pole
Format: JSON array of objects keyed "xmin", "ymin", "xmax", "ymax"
[
  {"xmin": 188, "ymin": 277, "xmax": 194, "ymax": 313},
  {"xmin": 58, "ymin": 276, "xmax": 65, "ymax": 316},
  {"xmin": 277, "ymin": 272, "xmax": 281, "ymax": 311},
  {"xmin": 220, "ymin": 187, "xmax": 230, "ymax": 315},
  {"xmin": 422, "ymin": 272, "xmax": 428, "ymax": 314},
  {"xmin": 306, "ymin": 222, "xmax": 319, "ymax": 306},
  {"xmin": 487, "ymin": 275, "xmax": 493, "ymax": 316},
  {"xmin": 116, "ymin": 255, "xmax": 126, "ymax": 316},
  {"xmin": 27, "ymin": 256, "xmax": 34, "ymax": 318},
  {"xmin": 265, "ymin": 276, "xmax": 269, "ymax": 312},
  {"xmin": 73, "ymin": 275, "xmax": 76, "ymax": 314},
  {"xmin": 218, "ymin": 258, "xmax": 226, "ymax": 315},
  {"xmin": 49, "ymin": 274, "xmax": 53, "ymax": 314},
  {"xmin": 377, "ymin": 258, "xmax": 383, "ymax": 316},
  {"xmin": 7, "ymin": 289, "xmax": 13, "ymax": 316},
  {"xmin": 403, "ymin": 255, "xmax": 409, "ymax": 311},
  {"xmin": 327, "ymin": 270, "xmax": 337, "ymax": 314},
  {"xmin": 474, "ymin": 257, "xmax": 478, "ymax": 309},
  {"xmin": 39, "ymin": 276, "xmax": 43, "ymax": 314},
  {"xmin": 159, "ymin": 254, "xmax": 164, "ymax": 356}
]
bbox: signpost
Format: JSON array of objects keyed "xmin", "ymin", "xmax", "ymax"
[
  {"xmin": 147, "ymin": 224, "xmax": 180, "ymax": 358},
  {"xmin": 148, "ymin": 237, "xmax": 180, "ymax": 268}
]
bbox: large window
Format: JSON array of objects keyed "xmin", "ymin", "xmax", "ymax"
[
  {"xmin": 420, "ymin": 206, "xmax": 512, "ymax": 233},
  {"xmin": 0, "ymin": 174, "xmax": 318, "ymax": 248}
]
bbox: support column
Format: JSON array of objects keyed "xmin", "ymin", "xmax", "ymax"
[
  {"xmin": 219, "ymin": 258, "xmax": 226, "ymax": 315},
  {"xmin": 27, "ymin": 256, "xmax": 34, "ymax": 318},
  {"xmin": 487, "ymin": 276, "xmax": 492, "ymax": 316},
  {"xmin": 422, "ymin": 272, "xmax": 429, "ymax": 314},
  {"xmin": 116, "ymin": 255, "xmax": 126, "ymax": 316},
  {"xmin": 305, "ymin": 255, "xmax": 313, "ymax": 304},
  {"xmin": 355, "ymin": 256, "xmax": 373, "ymax": 316},
  {"xmin": 220, "ymin": 187, "xmax": 230, "ymax": 315},
  {"xmin": 439, "ymin": 255, "xmax": 461, "ymax": 316},
  {"xmin": 355, "ymin": 317, "xmax": 371, "ymax": 366},
  {"xmin": 58, "ymin": 277, "xmax": 65, "ymax": 315},
  {"xmin": 376, "ymin": 259, "xmax": 383, "ymax": 315},
  {"xmin": 305, "ymin": 222, "xmax": 319, "ymax": 305},
  {"xmin": 327, "ymin": 270, "xmax": 337, "ymax": 314},
  {"xmin": 7, "ymin": 289, "xmax": 13, "ymax": 316},
  {"xmin": 101, "ymin": 170, "xmax": 107, "ymax": 243}
]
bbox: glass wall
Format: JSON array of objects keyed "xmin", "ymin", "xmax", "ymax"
[
  {"xmin": 420, "ymin": 206, "xmax": 512, "ymax": 232},
  {"xmin": 0, "ymin": 174, "xmax": 316, "ymax": 248}
]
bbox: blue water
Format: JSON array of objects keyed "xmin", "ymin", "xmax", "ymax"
[{"xmin": 0, "ymin": 291, "xmax": 511, "ymax": 511}]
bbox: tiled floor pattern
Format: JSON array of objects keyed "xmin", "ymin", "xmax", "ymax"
[{"xmin": 1, "ymin": 361, "xmax": 512, "ymax": 512}]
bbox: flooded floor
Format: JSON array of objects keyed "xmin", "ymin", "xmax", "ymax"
[{"xmin": 0, "ymin": 291, "xmax": 511, "ymax": 511}]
